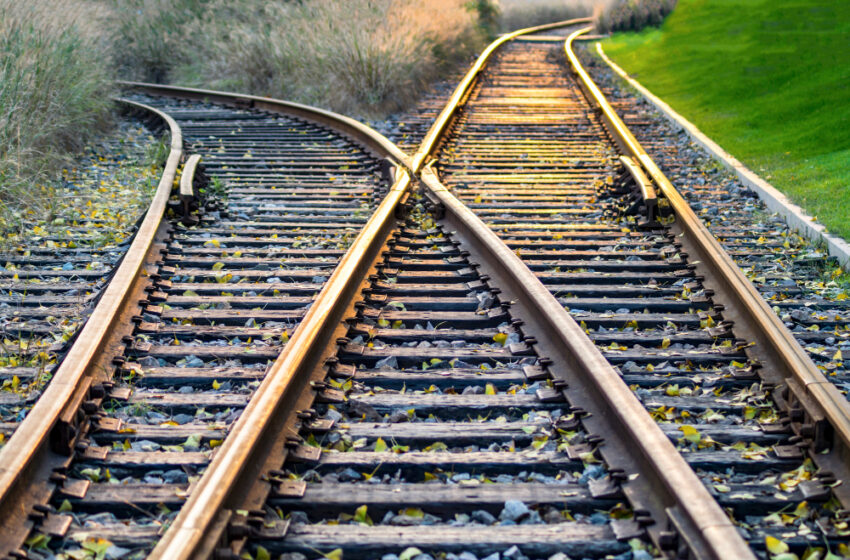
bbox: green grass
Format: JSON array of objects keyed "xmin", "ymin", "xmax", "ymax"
[{"xmin": 601, "ymin": 0, "xmax": 850, "ymax": 240}]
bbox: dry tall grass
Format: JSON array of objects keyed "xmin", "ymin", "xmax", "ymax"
[
  {"xmin": 0, "ymin": 0, "xmax": 113, "ymax": 212},
  {"xmin": 110, "ymin": 0, "xmax": 491, "ymax": 118}
]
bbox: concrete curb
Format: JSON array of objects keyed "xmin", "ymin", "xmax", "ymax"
[{"xmin": 595, "ymin": 43, "xmax": 850, "ymax": 269}]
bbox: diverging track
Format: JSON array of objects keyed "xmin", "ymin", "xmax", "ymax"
[{"xmin": 2, "ymin": 18, "xmax": 849, "ymax": 560}]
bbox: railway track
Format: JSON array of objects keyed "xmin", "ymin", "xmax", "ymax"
[
  {"xmin": 581, "ymin": 44, "xmax": 850, "ymax": 402},
  {"xmin": 0, "ymin": 118, "xmax": 161, "ymax": 447},
  {"xmin": 0, "ymin": 17, "xmax": 848, "ymax": 560},
  {"xmin": 0, "ymin": 90, "xmax": 398, "ymax": 558}
]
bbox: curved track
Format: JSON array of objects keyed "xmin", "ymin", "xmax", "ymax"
[
  {"xmin": 0, "ymin": 89, "xmax": 403, "ymax": 559},
  {"xmin": 2, "ymin": 18, "xmax": 849, "ymax": 560}
]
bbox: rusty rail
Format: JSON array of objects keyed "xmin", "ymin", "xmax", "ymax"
[
  {"xmin": 0, "ymin": 98, "xmax": 183, "ymax": 554},
  {"xmin": 566, "ymin": 26, "xmax": 850, "ymax": 505}
]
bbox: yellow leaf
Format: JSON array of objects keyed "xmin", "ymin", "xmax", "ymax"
[
  {"xmin": 678, "ymin": 425, "xmax": 700, "ymax": 444},
  {"xmin": 209, "ymin": 439, "xmax": 223, "ymax": 448},
  {"xmin": 492, "ymin": 332, "xmax": 508, "ymax": 346},
  {"xmin": 834, "ymin": 349, "xmax": 843, "ymax": 361},
  {"xmin": 660, "ymin": 337, "xmax": 671, "ymax": 349},
  {"xmin": 765, "ymin": 536, "xmax": 789, "ymax": 555},
  {"xmin": 374, "ymin": 438, "xmax": 387, "ymax": 453},
  {"xmin": 401, "ymin": 507, "xmax": 424, "ymax": 518},
  {"xmin": 212, "ymin": 262, "xmax": 225, "ymax": 271},
  {"xmin": 212, "ymin": 380, "xmax": 221, "ymax": 390},
  {"xmin": 793, "ymin": 500, "xmax": 809, "ymax": 518},
  {"xmin": 353, "ymin": 505, "xmax": 372, "ymax": 526},
  {"xmin": 485, "ymin": 383, "xmax": 496, "ymax": 395},
  {"xmin": 473, "ymin": 194, "xmax": 482, "ymax": 204},
  {"xmin": 324, "ymin": 549, "xmax": 343, "ymax": 560}
]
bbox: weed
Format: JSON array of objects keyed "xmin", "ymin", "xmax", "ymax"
[{"xmin": 145, "ymin": 137, "xmax": 170, "ymax": 169}]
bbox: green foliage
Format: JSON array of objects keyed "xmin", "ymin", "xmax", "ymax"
[
  {"xmin": 467, "ymin": 0, "xmax": 501, "ymax": 38},
  {"xmin": 602, "ymin": 0, "xmax": 850, "ymax": 240}
]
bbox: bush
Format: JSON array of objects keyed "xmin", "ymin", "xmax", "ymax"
[
  {"xmin": 0, "ymin": 0, "xmax": 113, "ymax": 210},
  {"xmin": 595, "ymin": 0, "xmax": 677, "ymax": 33},
  {"xmin": 497, "ymin": 0, "xmax": 595, "ymax": 32}
]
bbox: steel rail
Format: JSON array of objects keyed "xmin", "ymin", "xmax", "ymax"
[
  {"xmin": 410, "ymin": 28, "xmax": 754, "ymax": 558},
  {"xmin": 139, "ymin": 87, "xmax": 414, "ymax": 560},
  {"xmin": 566, "ymin": 26, "xmax": 850, "ymax": 503},
  {"xmin": 418, "ymin": 164, "xmax": 753, "ymax": 557},
  {"xmin": 409, "ymin": 17, "xmax": 592, "ymax": 173},
  {"xmin": 140, "ymin": 20, "xmax": 592, "ymax": 558},
  {"xmin": 0, "ymin": 98, "xmax": 183, "ymax": 555}
]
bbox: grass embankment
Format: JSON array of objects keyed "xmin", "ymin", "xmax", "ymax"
[{"xmin": 601, "ymin": 0, "xmax": 850, "ymax": 239}]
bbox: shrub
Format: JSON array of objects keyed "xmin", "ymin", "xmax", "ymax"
[{"xmin": 595, "ymin": 0, "xmax": 677, "ymax": 33}]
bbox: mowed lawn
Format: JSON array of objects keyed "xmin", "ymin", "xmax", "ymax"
[{"xmin": 601, "ymin": 0, "xmax": 850, "ymax": 240}]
